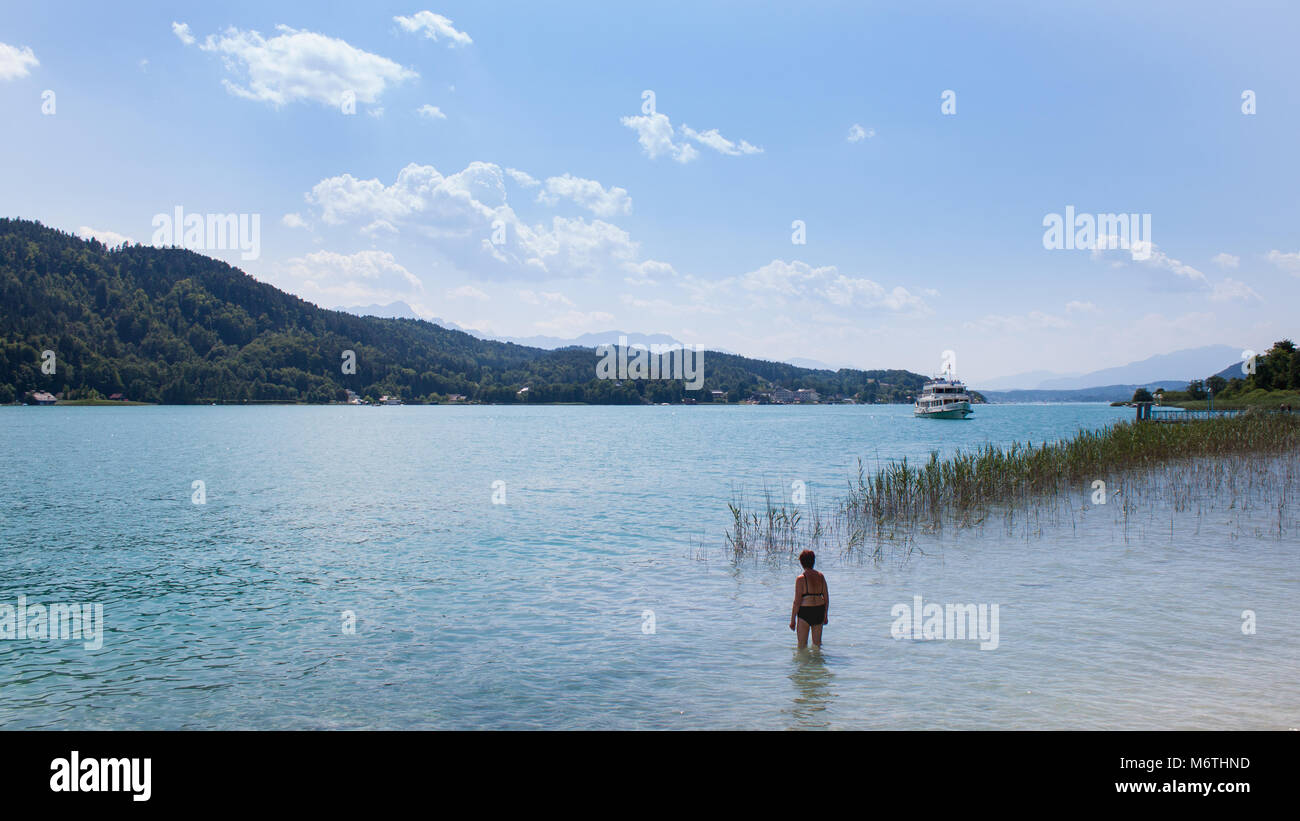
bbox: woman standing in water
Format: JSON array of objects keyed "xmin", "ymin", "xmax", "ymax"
[{"xmin": 789, "ymin": 549, "xmax": 829, "ymax": 648}]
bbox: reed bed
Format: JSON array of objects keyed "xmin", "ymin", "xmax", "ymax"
[{"xmin": 722, "ymin": 411, "xmax": 1300, "ymax": 562}]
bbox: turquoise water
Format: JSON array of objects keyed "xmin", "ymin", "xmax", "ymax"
[{"xmin": 1, "ymin": 403, "xmax": 1296, "ymax": 729}]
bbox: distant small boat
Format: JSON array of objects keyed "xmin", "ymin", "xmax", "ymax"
[{"xmin": 914, "ymin": 378, "xmax": 973, "ymax": 419}]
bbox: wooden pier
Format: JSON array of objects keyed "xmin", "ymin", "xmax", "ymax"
[
  {"xmin": 1146, "ymin": 408, "xmax": 1243, "ymax": 423},
  {"xmin": 1133, "ymin": 403, "xmax": 1274, "ymax": 423}
]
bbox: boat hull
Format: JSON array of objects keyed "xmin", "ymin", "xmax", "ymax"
[{"xmin": 914, "ymin": 403, "xmax": 972, "ymax": 419}]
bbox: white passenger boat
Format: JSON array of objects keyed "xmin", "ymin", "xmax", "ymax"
[{"xmin": 914, "ymin": 378, "xmax": 973, "ymax": 419}]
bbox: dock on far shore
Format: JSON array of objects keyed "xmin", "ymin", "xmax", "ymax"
[{"xmin": 1133, "ymin": 402, "xmax": 1296, "ymax": 423}]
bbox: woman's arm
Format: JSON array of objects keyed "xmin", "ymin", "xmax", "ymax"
[
  {"xmin": 822, "ymin": 577, "xmax": 830, "ymax": 624},
  {"xmin": 789, "ymin": 577, "xmax": 804, "ymax": 630}
]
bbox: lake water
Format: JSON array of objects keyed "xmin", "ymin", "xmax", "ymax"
[{"xmin": 1, "ymin": 403, "xmax": 1296, "ymax": 729}]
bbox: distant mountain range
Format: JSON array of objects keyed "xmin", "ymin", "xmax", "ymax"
[
  {"xmin": 981, "ymin": 345, "xmax": 1242, "ymax": 391},
  {"xmin": 980, "ymin": 381, "xmax": 1192, "ymax": 404},
  {"xmin": 336, "ymin": 301, "xmax": 424, "ymax": 320},
  {"xmin": 335, "ymin": 302, "xmax": 690, "ymax": 350}
]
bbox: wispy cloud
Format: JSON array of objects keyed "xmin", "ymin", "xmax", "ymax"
[
  {"xmin": 721, "ymin": 260, "xmax": 928, "ymax": 313},
  {"xmin": 273, "ymin": 250, "xmax": 424, "ymax": 307},
  {"xmin": 964, "ymin": 311, "xmax": 1071, "ymax": 333},
  {"xmin": 1267, "ymin": 249, "xmax": 1300, "ymax": 275},
  {"xmin": 621, "ymin": 105, "xmax": 761, "ymax": 162},
  {"xmin": 518, "ymin": 289, "xmax": 575, "ymax": 307},
  {"xmin": 681, "ymin": 125, "xmax": 762, "ymax": 156},
  {"xmin": 393, "ymin": 11, "xmax": 473, "ymax": 47},
  {"xmin": 1209, "ymin": 278, "xmax": 1260, "ymax": 302},
  {"xmin": 171, "ymin": 22, "xmax": 195, "ymax": 46},
  {"xmin": 447, "ymin": 285, "xmax": 489, "ymax": 300},
  {"xmin": 847, "ymin": 123, "xmax": 875, "ymax": 142},
  {"xmin": 531, "ymin": 310, "xmax": 616, "ymax": 336}
]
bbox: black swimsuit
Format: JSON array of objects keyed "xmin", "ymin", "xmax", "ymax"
[{"xmin": 797, "ymin": 573, "xmax": 826, "ymax": 625}]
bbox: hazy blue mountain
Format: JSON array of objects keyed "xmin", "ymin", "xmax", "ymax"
[
  {"xmin": 334, "ymin": 301, "xmax": 423, "ymax": 320},
  {"xmin": 977, "ymin": 369, "xmax": 1083, "ymax": 390},
  {"xmin": 983, "ymin": 345, "xmax": 1242, "ymax": 390},
  {"xmin": 785, "ymin": 357, "xmax": 839, "ymax": 370},
  {"xmin": 333, "ymin": 303, "xmax": 690, "ymax": 351},
  {"xmin": 490, "ymin": 330, "xmax": 688, "ymax": 349},
  {"xmin": 1211, "ymin": 358, "xmax": 1255, "ymax": 382},
  {"xmin": 981, "ymin": 381, "xmax": 1191, "ymax": 404},
  {"xmin": 1035, "ymin": 345, "xmax": 1242, "ymax": 389}
]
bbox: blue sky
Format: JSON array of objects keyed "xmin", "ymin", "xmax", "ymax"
[{"xmin": 2, "ymin": 1, "xmax": 1298, "ymax": 383}]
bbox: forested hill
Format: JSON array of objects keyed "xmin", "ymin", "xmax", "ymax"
[{"xmin": 0, "ymin": 219, "xmax": 928, "ymax": 405}]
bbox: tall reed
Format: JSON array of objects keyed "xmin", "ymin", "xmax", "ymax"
[{"xmin": 722, "ymin": 411, "xmax": 1300, "ymax": 561}]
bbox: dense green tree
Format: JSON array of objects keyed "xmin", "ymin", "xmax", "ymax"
[{"xmin": 1207, "ymin": 340, "xmax": 1298, "ymax": 400}]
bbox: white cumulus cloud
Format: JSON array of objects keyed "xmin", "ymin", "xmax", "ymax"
[
  {"xmin": 505, "ymin": 168, "xmax": 540, "ymax": 187},
  {"xmin": 303, "ymin": 161, "xmax": 650, "ymax": 281},
  {"xmin": 0, "ymin": 42, "xmax": 39, "ymax": 81},
  {"xmin": 184, "ymin": 24, "xmax": 416, "ymax": 109},
  {"xmin": 620, "ymin": 111, "xmax": 698, "ymax": 163},
  {"xmin": 75, "ymin": 227, "xmax": 134, "ymax": 247},
  {"xmin": 536, "ymin": 174, "xmax": 632, "ymax": 218}
]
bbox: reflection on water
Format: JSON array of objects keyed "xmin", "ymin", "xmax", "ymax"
[{"xmin": 787, "ymin": 648, "xmax": 835, "ymax": 729}]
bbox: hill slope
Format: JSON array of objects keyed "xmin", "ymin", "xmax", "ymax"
[{"xmin": 0, "ymin": 219, "xmax": 928, "ymax": 405}]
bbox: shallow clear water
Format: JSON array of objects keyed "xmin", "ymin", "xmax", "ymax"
[{"xmin": 0, "ymin": 403, "xmax": 1296, "ymax": 729}]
